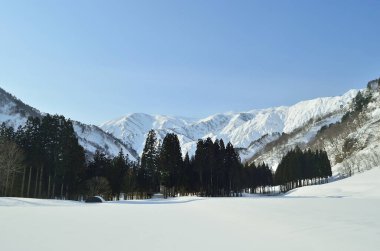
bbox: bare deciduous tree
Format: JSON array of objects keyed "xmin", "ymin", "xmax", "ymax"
[
  {"xmin": 0, "ymin": 140, "xmax": 25, "ymax": 196},
  {"xmin": 85, "ymin": 177, "xmax": 111, "ymax": 198}
]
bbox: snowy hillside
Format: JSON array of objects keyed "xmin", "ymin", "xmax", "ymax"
[
  {"xmin": 251, "ymin": 88, "xmax": 380, "ymax": 175},
  {"xmin": 328, "ymin": 90, "xmax": 380, "ymax": 175},
  {"xmin": 287, "ymin": 166, "xmax": 380, "ymax": 198},
  {"xmin": 100, "ymin": 90, "xmax": 358, "ymax": 159},
  {"xmin": 251, "ymin": 109, "xmax": 351, "ymax": 168},
  {"xmin": 73, "ymin": 122, "xmax": 138, "ymax": 160},
  {"xmin": 0, "ymin": 87, "xmax": 41, "ymax": 128},
  {"xmin": 0, "ymin": 88, "xmax": 137, "ymax": 160},
  {"xmin": 100, "ymin": 113, "xmax": 195, "ymax": 156}
]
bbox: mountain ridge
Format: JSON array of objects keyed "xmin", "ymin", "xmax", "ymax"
[
  {"xmin": 0, "ymin": 84, "xmax": 368, "ymax": 170},
  {"xmin": 250, "ymin": 87, "xmax": 380, "ymax": 175},
  {"xmin": 100, "ymin": 89, "xmax": 359, "ymax": 161},
  {"xmin": 0, "ymin": 87, "xmax": 138, "ymax": 161}
]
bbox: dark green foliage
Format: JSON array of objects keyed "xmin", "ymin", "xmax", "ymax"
[
  {"xmin": 192, "ymin": 138, "xmax": 244, "ymax": 196},
  {"xmin": 0, "ymin": 115, "xmax": 86, "ymax": 199},
  {"xmin": 242, "ymin": 162, "xmax": 273, "ymax": 194},
  {"xmin": 181, "ymin": 153, "xmax": 196, "ymax": 194},
  {"xmin": 84, "ymin": 149, "xmax": 136, "ymax": 200},
  {"xmin": 274, "ymin": 147, "xmax": 332, "ymax": 192},
  {"xmin": 1, "ymin": 116, "xmax": 331, "ymax": 199},
  {"xmin": 224, "ymin": 142, "xmax": 242, "ymax": 196},
  {"xmin": 139, "ymin": 130, "xmax": 159, "ymax": 195},
  {"xmin": 318, "ymin": 122, "xmax": 338, "ymax": 133},
  {"xmin": 353, "ymin": 91, "xmax": 372, "ymax": 112},
  {"xmin": 107, "ymin": 150, "xmax": 129, "ymax": 199},
  {"xmin": 341, "ymin": 111, "xmax": 352, "ymax": 122},
  {"xmin": 159, "ymin": 133, "xmax": 183, "ymax": 197},
  {"xmin": 340, "ymin": 91, "xmax": 371, "ymax": 122}
]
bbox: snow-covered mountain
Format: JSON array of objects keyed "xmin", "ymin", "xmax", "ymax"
[
  {"xmin": 100, "ymin": 89, "xmax": 359, "ymax": 161},
  {"xmin": 0, "ymin": 87, "xmax": 138, "ymax": 160},
  {"xmin": 0, "ymin": 87, "xmax": 42, "ymax": 128},
  {"xmin": 250, "ymin": 86, "xmax": 380, "ymax": 175},
  {"xmin": 4, "ymin": 83, "xmax": 376, "ymax": 173}
]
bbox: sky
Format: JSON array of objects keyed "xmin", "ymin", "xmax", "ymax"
[{"xmin": 0, "ymin": 0, "xmax": 380, "ymax": 125}]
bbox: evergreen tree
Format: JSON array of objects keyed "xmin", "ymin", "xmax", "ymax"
[
  {"xmin": 194, "ymin": 139, "xmax": 206, "ymax": 194},
  {"xmin": 224, "ymin": 142, "xmax": 241, "ymax": 196},
  {"xmin": 181, "ymin": 152, "xmax": 193, "ymax": 194},
  {"xmin": 140, "ymin": 130, "xmax": 159, "ymax": 195},
  {"xmin": 107, "ymin": 150, "xmax": 128, "ymax": 200},
  {"xmin": 215, "ymin": 139, "xmax": 226, "ymax": 196},
  {"xmin": 159, "ymin": 133, "xmax": 183, "ymax": 197},
  {"xmin": 275, "ymin": 147, "xmax": 332, "ymax": 192}
]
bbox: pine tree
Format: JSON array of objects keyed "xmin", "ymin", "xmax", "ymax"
[
  {"xmin": 194, "ymin": 139, "xmax": 205, "ymax": 194},
  {"xmin": 140, "ymin": 130, "xmax": 159, "ymax": 196},
  {"xmin": 159, "ymin": 133, "xmax": 183, "ymax": 197},
  {"xmin": 214, "ymin": 139, "xmax": 225, "ymax": 196},
  {"xmin": 275, "ymin": 147, "xmax": 332, "ymax": 192},
  {"xmin": 224, "ymin": 142, "xmax": 241, "ymax": 196},
  {"xmin": 182, "ymin": 152, "xmax": 192, "ymax": 195},
  {"xmin": 107, "ymin": 150, "xmax": 128, "ymax": 200}
]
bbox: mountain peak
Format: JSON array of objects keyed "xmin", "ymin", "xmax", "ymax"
[{"xmin": 100, "ymin": 89, "xmax": 359, "ymax": 158}]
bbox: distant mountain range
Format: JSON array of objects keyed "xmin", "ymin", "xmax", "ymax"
[
  {"xmin": 100, "ymin": 89, "xmax": 358, "ymax": 163},
  {"xmin": 2, "ymin": 83, "xmax": 379, "ymax": 175}
]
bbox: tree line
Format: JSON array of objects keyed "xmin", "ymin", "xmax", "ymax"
[
  {"xmin": 0, "ymin": 115, "xmax": 85, "ymax": 199},
  {"xmin": 130, "ymin": 130, "xmax": 275, "ymax": 198},
  {"xmin": 0, "ymin": 116, "xmax": 332, "ymax": 200},
  {"xmin": 274, "ymin": 147, "xmax": 332, "ymax": 192}
]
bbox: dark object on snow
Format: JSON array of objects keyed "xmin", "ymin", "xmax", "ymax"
[
  {"xmin": 152, "ymin": 193, "xmax": 164, "ymax": 199},
  {"xmin": 85, "ymin": 196, "xmax": 105, "ymax": 203}
]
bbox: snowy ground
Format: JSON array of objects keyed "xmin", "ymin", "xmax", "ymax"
[
  {"xmin": 287, "ymin": 167, "xmax": 380, "ymax": 198},
  {"xmin": 1, "ymin": 168, "xmax": 380, "ymax": 251}
]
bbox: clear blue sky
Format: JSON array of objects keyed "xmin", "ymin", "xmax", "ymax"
[{"xmin": 1, "ymin": 0, "xmax": 379, "ymax": 125}]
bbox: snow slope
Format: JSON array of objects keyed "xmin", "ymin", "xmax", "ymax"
[
  {"xmin": 101, "ymin": 90, "xmax": 358, "ymax": 158},
  {"xmin": 330, "ymin": 91, "xmax": 380, "ymax": 175},
  {"xmin": 287, "ymin": 167, "xmax": 380, "ymax": 198},
  {"xmin": 73, "ymin": 122, "xmax": 138, "ymax": 160},
  {"xmin": 1, "ymin": 169, "xmax": 380, "ymax": 251},
  {"xmin": 251, "ymin": 88, "xmax": 380, "ymax": 174},
  {"xmin": 0, "ymin": 87, "xmax": 137, "ymax": 160},
  {"xmin": 0, "ymin": 87, "xmax": 41, "ymax": 128}
]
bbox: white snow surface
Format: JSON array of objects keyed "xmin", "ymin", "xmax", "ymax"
[
  {"xmin": 1, "ymin": 167, "xmax": 379, "ymax": 251},
  {"xmin": 100, "ymin": 90, "xmax": 358, "ymax": 157},
  {"xmin": 287, "ymin": 166, "xmax": 380, "ymax": 198}
]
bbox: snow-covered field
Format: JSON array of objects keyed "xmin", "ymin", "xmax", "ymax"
[{"xmin": 1, "ymin": 168, "xmax": 380, "ymax": 251}]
